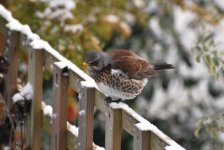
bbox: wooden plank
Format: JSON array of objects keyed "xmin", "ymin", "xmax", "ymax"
[
  {"xmin": 133, "ymin": 125, "xmax": 150, "ymax": 150},
  {"xmin": 0, "ymin": 17, "xmax": 6, "ymax": 54},
  {"xmin": 2, "ymin": 28, "xmax": 19, "ymax": 107},
  {"xmin": 51, "ymin": 62, "xmax": 69, "ymax": 150},
  {"xmin": 78, "ymin": 86, "xmax": 95, "ymax": 150},
  {"xmin": 105, "ymin": 107, "xmax": 122, "ymax": 150},
  {"xmin": 94, "ymin": 91, "xmax": 107, "ymax": 114},
  {"xmin": 44, "ymin": 51, "xmax": 59, "ymax": 73},
  {"xmin": 27, "ymin": 47, "xmax": 44, "ymax": 150},
  {"xmin": 122, "ymin": 111, "xmax": 139, "ymax": 135},
  {"xmin": 19, "ymin": 33, "xmax": 32, "ymax": 51},
  {"xmin": 0, "ymin": 16, "xmax": 7, "ymax": 33},
  {"xmin": 68, "ymin": 71, "xmax": 83, "ymax": 93},
  {"xmin": 150, "ymin": 132, "xmax": 168, "ymax": 150}
]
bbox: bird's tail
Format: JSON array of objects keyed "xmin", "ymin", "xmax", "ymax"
[{"xmin": 153, "ymin": 63, "xmax": 175, "ymax": 70}]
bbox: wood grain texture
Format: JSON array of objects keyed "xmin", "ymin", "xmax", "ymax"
[
  {"xmin": 51, "ymin": 62, "xmax": 69, "ymax": 150},
  {"xmin": 27, "ymin": 47, "xmax": 44, "ymax": 150},
  {"xmin": 78, "ymin": 86, "xmax": 95, "ymax": 150},
  {"xmin": 133, "ymin": 125, "xmax": 150, "ymax": 150},
  {"xmin": 105, "ymin": 107, "xmax": 122, "ymax": 150}
]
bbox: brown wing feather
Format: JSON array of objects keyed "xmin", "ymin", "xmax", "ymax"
[{"xmin": 106, "ymin": 50, "xmax": 157, "ymax": 79}]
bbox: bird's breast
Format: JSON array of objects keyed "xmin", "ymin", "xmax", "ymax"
[{"xmin": 92, "ymin": 69, "xmax": 148, "ymax": 100}]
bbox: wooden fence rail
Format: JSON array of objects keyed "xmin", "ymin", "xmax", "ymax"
[{"xmin": 0, "ymin": 5, "xmax": 185, "ymax": 150}]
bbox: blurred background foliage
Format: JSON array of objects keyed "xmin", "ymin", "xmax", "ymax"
[{"xmin": 2, "ymin": 0, "xmax": 224, "ymax": 149}]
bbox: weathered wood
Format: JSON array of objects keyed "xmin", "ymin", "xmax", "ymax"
[
  {"xmin": 0, "ymin": 16, "xmax": 7, "ymax": 33},
  {"xmin": 0, "ymin": 16, "xmax": 7, "ymax": 55},
  {"xmin": 51, "ymin": 62, "xmax": 69, "ymax": 150},
  {"xmin": 19, "ymin": 33, "xmax": 32, "ymax": 51},
  {"xmin": 44, "ymin": 51, "xmax": 59, "ymax": 73},
  {"xmin": 27, "ymin": 47, "xmax": 44, "ymax": 150},
  {"xmin": 94, "ymin": 91, "xmax": 107, "ymax": 113},
  {"xmin": 2, "ymin": 28, "xmax": 19, "ymax": 107},
  {"xmin": 0, "ymin": 94, "xmax": 6, "ymax": 125},
  {"xmin": 78, "ymin": 86, "xmax": 95, "ymax": 150},
  {"xmin": 69, "ymin": 71, "xmax": 83, "ymax": 93},
  {"xmin": 122, "ymin": 110, "xmax": 139, "ymax": 135},
  {"xmin": 133, "ymin": 125, "xmax": 150, "ymax": 150},
  {"xmin": 150, "ymin": 131, "xmax": 168, "ymax": 150},
  {"xmin": 105, "ymin": 107, "xmax": 122, "ymax": 150}
]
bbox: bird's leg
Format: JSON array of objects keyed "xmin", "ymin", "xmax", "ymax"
[
  {"xmin": 105, "ymin": 97, "xmax": 121, "ymax": 105},
  {"xmin": 105, "ymin": 97, "xmax": 112, "ymax": 104},
  {"xmin": 111, "ymin": 99, "xmax": 121, "ymax": 103}
]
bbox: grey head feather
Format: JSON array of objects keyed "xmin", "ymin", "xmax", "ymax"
[{"xmin": 85, "ymin": 51, "xmax": 112, "ymax": 71}]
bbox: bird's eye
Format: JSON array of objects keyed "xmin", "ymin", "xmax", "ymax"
[{"xmin": 90, "ymin": 61, "xmax": 98, "ymax": 66}]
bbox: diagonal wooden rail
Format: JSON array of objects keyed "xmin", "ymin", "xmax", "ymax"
[{"xmin": 0, "ymin": 4, "xmax": 185, "ymax": 150}]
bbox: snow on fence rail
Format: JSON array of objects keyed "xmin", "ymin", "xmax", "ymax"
[{"xmin": 0, "ymin": 4, "xmax": 185, "ymax": 150}]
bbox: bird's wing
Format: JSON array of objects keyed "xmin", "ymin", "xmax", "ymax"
[{"xmin": 106, "ymin": 50, "xmax": 157, "ymax": 79}]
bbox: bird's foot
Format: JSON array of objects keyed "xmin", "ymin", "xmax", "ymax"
[
  {"xmin": 111, "ymin": 99, "xmax": 121, "ymax": 103},
  {"xmin": 105, "ymin": 97, "xmax": 121, "ymax": 105},
  {"xmin": 105, "ymin": 97, "xmax": 112, "ymax": 105}
]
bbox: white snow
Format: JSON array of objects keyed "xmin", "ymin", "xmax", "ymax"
[
  {"xmin": 67, "ymin": 122, "xmax": 79, "ymax": 136},
  {"xmin": 12, "ymin": 82, "xmax": 33, "ymax": 103},
  {"xmin": 54, "ymin": 61, "xmax": 67, "ymax": 69},
  {"xmin": 42, "ymin": 102, "xmax": 53, "ymax": 117},
  {"xmin": 103, "ymin": 14, "xmax": 119, "ymax": 24},
  {"xmin": 35, "ymin": 0, "xmax": 75, "ymax": 24},
  {"xmin": 12, "ymin": 93, "xmax": 24, "ymax": 103},
  {"xmin": 20, "ymin": 82, "xmax": 33, "ymax": 100},
  {"xmin": 64, "ymin": 24, "xmax": 83, "ymax": 33},
  {"xmin": 133, "ymin": 0, "xmax": 145, "ymax": 8},
  {"xmin": 0, "ymin": 5, "xmax": 13, "ymax": 21},
  {"xmin": 149, "ymin": 17, "xmax": 162, "ymax": 37},
  {"xmin": 94, "ymin": 145, "xmax": 105, "ymax": 150},
  {"xmin": 81, "ymin": 81, "xmax": 96, "ymax": 88},
  {"xmin": 165, "ymin": 145, "xmax": 185, "ymax": 150},
  {"xmin": 79, "ymin": 110, "xmax": 86, "ymax": 116},
  {"xmin": 214, "ymin": 0, "xmax": 224, "ymax": 10},
  {"xmin": 20, "ymin": 25, "xmax": 40, "ymax": 40},
  {"xmin": 49, "ymin": 0, "xmax": 76, "ymax": 10},
  {"xmin": 174, "ymin": 7, "xmax": 197, "ymax": 50}
]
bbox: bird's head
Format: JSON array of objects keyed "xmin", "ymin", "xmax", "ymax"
[{"xmin": 83, "ymin": 51, "xmax": 111, "ymax": 71}]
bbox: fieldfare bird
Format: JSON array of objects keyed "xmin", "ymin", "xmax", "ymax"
[{"xmin": 84, "ymin": 50, "xmax": 174, "ymax": 102}]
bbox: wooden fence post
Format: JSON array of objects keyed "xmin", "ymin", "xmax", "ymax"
[
  {"xmin": 51, "ymin": 62, "xmax": 68, "ymax": 150},
  {"xmin": 78, "ymin": 85, "xmax": 95, "ymax": 150},
  {"xmin": 105, "ymin": 107, "xmax": 122, "ymax": 150},
  {"xmin": 2, "ymin": 28, "xmax": 19, "ymax": 107},
  {"xmin": 133, "ymin": 125, "xmax": 150, "ymax": 150},
  {"xmin": 27, "ymin": 47, "xmax": 44, "ymax": 150}
]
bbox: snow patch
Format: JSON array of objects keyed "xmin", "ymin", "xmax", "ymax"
[
  {"xmin": 165, "ymin": 145, "xmax": 185, "ymax": 150},
  {"xmin": 94, "ymin": 145, "xmax": 105, "ymax": 150},
  {"xmin": 42, "ymin": 103, "xmax": 53, "ymax": 118},
  {"xmin": 81, "ymin": 81, "xmax": 95, "ymax": 88},
  {"xmin": 12, "ymin": 93, "xmax": 24, "ymax": 103},
  {"xmin": 12, "ymin": 82, "xmax": 33, "ymax": 103},
  {"xmin": 64, "ymin": 24, "xmax": 83, "ymax": 33},
  {"xmin": 67, "ymin": 122, "xmax": 79, "ymax": 137},
  {"xmin": 79, "ymin": 110, "xmax": 86, "ymax": 116},
  {"xmin": 0, "ymin": 5, "xmax": 13, "ymax": 21},
  {"xmin": 214, "ymin": 0, "xmax": 224, "ymax": 10}
]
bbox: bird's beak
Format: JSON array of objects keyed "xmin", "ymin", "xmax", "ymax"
[{"xmin": 82, "ymin": 62, "xmax": 89, "ymax": 70}]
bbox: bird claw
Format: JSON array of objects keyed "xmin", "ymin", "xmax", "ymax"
[
  {"xmin": 105, "ymin": 97, "xmax": 112, "ymax": 105},
  {"xmin": 104, "ymin": 97, "xmax": 121, "ymax": 105}
]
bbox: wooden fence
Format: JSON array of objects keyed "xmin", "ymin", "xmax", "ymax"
[{"xmin": 0, "ymin": 5, "xmax": 185, "ymax": 150}]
